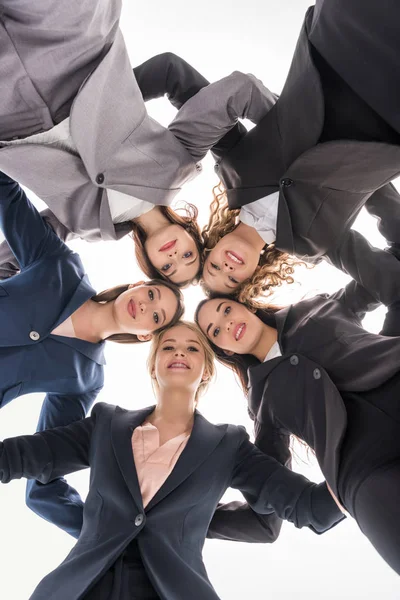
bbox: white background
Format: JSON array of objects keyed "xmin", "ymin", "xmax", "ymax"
[{"xmin": 1, "ymin": 1, "xmax": 400, "ymax": 598}]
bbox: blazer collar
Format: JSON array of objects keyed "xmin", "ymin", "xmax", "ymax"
[{"xmin": 111, "ymin": 405, "xmax": 227, "ymax": 513}]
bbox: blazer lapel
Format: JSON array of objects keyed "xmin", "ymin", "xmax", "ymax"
[
  {"xmin": 111, "ymin": 405, "xmax": 155, "ymax": 510},
  {"xmin": 145, "ymin": 411, "xmax": 227, "ymax": 512}
]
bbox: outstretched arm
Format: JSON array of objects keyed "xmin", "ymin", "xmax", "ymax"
[
  {"xmin": 231, "ymin": 428, "xmax": 344, "ymax": 534},
  {"xmin": 169, "ymin": 71, "xmax": 277, "ymax": 162}
]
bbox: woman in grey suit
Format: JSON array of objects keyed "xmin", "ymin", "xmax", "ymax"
[
  {"xmin": 195, "ymin": 274, "xmax": 400, "ymax": 574},
  {"xmin": 0, "ymin": 321, "xmax": 343, "ymax": 600}
]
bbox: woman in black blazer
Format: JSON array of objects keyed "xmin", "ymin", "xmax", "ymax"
[
  {"xmin": 0, "ymin": 321, "xmax": 343, "ymax": 600},
  {"xmin": 195, "ymin": 277, "xmax": 400, "ymax": 574}
]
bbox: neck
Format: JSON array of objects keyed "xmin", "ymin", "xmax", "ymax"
[
  {"xmin": 134, "ymin": 206, "xmax": 169, "ymax": 236},
  {"xmin": 71, "ymin": 299, "xmax": 120, "ymax": 343},
  {"xmin": 235, "ymin": 221, "xmax": 266, "ymax": 253},
  {"xmin": 150, "ymin": 386, "xmax": 196, "ymax": 429},
  {"xmin": 251, "ymin": 321, "xmax": 278, "ymax": 362}
]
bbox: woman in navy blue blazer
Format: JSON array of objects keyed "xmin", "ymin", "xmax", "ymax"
[
  {"xmin": 0, "ymin": 171, "xmax": 184, "ymax": 538},
  {"xmin": 0, "ymin": 321, "xmax": 343, "ymax": 600}
]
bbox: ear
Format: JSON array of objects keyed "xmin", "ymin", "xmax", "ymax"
[
  {"xmin": 128, "ymin": 281, "xmax": 145, "ymax": 289},
  {"xmin": 137, "ymin": 333, "xmax": 153, "ymax": 342},
  {"xmin": 223, "ymin": 349, "xmax": 234, "ymax": 356},
  {"xmin": 151, "ymin": 368, "xmax": 157, "ymax": 379},
  {"xmin": 201, "ymin": 368, "xmax": 210, "ymax": 382}
]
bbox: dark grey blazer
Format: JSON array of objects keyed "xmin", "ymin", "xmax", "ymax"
[{"xmin": 0, "ymin": 403, "xmax": 343, "ymax": 600}]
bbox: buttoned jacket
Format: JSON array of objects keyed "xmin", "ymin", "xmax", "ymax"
[
  {"xmin": 0, "ymin": 172, "xmax": 104, "ymax": 409},
  {"xmin": 247, "ymin": 278, "xmax": 400, "ymax": 499},
  {"xmin": 0, "ymin": 402, "xmax": 343, "ymax": 600}
]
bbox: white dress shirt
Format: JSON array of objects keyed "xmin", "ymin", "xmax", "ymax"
[
  {"xmin": 263, "ymin": 340, "xmax": 282, "ymax": 362},
  {"xmin": 0, "ymin": 119, "xmax": 154, "ymax": 223},
  {"xmin": 239, "ymin": 192, "xmax": 279, "ymax": 245}
]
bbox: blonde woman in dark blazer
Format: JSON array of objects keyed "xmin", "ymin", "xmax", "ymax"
[{"xmin": 0, "ymin": 321, "xmax": 343, "ymax": 599}]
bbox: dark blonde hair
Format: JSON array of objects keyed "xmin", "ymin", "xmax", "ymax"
[
  {"xmin": 92, "ymin": 279, "xmax": 184, "ymax": 344},
  {"xmin": 201, "ymin": 183, "xmax": 304, "ymax": 303},
  {"xmin": 131, "ymin": 205, "xmax": 204, "ymax": 287},
  {"xmin": 147, "ymin": 320, "xmax": 216, "ymax": 402}
]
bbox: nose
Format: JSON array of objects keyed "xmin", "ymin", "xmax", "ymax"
[
  {"xmin": 139, "ymin": 301, "xmax": 147, "ymax": 315},
  {"xmin": 225, "ymin": 320, "xmax": 234, "ymax": 332},
  {"xmin": 223, "ymin": 262, "xmax": 234, "ymax": 272},
  {"xmin": 174, "ymin": 348, "xmax": 186, "ymax": 357},
  {"xmin": 167, "ymin": 249, "xmax": 178, "ymax": 258}
]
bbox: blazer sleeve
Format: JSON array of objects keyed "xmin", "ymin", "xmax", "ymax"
[
  {"xmin": 169, "ymin": 71, "xmax": 278, "ymax": 162},
  {"xmin": 207, "ymin": 501, "xmax": 282, "ymax": 543},
  {"xmin": 230, "ymin": 428, "xmax": 345, "ymax": 534},
  {"xmin": 0, "ymin": 172, "xmax": 69, "ymax": 271},
  {"xmin": 0, "ymin": 206, "xmax": 78, "ymax": 279},
  {"xmin": 0, "ymin": 414, "xmax": 96, "ymax": 485}
]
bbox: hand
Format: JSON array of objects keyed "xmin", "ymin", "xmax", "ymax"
[{"xmin": 326, "ymin": 482, "xmax": 348, "ymax": 516}]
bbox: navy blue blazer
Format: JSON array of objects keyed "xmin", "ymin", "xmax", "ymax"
[
  {"xmin": 0, "ymin": 403, "xmax": 343, "ymax": 600},
  {"xmin": 0, "ymin": 171, "xmax": 105, "ymax": 410}
]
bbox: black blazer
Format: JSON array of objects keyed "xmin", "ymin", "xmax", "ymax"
[
  {"xmin": 0, "ymin": 403, "xmax": 342, "ymax": 600},
  {"xmin": 212, "ymin": 6, "xmax": 400, "ymax": 293}
]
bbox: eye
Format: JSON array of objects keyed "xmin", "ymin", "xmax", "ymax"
[
  {"xmin": 148, "ymin": 289, "xmax": 154, "ymax": 301},
  {"xmin": 228, "ymin": 276, "xmax": 239, "ymax": 285},
  {"xmin": 162, "ymin": 345, "xmax": 174, "ymax": 351},
  {"xmin": 161, "ymin": 263, "xmax": 172, "ymax": 272},
  {"xmin": 213, "ymin": 327, "xmax": 220, "ymax": 338},
  {"xmin": 153, "ymin": 312, "xmax": 159, "ymax": 325},
  {"xmin": 211, "ymin": 262, "xmax": 220, "ymax": 271},
  {"xmin": 183, "ymin": 251, "xmax": 193, "ymax": 259},
  {"xmin": 224, "ymin": 306, "xmax": 231, "ymax": 315},
  {"xmin": 187, "ymin": 346, "xmax": 199, "ymax": 352}
]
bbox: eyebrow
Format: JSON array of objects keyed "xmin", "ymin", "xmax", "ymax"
[
  {"xmin": 160, "ymin": 308, "xmax": 166, "ymax": 326},
  {"xmin": 155, "ymin": 287, "xmax": 161, "ymax": 300},
  {"xmin": 206, "ymin": 301, "xmax": 225, "ymax": 336},
  {"xmin": 161, "ymin": 338, "xmax": 200, "ymax": 344}
]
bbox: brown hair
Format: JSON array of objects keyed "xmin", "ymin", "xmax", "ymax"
[
  {"xmin": 147, "ymin": 320, "xmax": 216, "ymax": 403},
  {"xmin": 92, "ymin": 279, "xmax": 184, "ymax": 344},
  {"xmin": 201, "ymin": 183, "xmax": 305, "ymax": 303},
  {"xmin": 131, "ymin": 205, "xmax": 204, "ymax": 287}
]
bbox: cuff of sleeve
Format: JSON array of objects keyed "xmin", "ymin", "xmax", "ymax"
[{"xmin": 308, "ymin": 482, "xmax": 346, "ymax": 534}]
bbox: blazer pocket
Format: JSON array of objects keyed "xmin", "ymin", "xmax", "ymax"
[{"xmin": 0, "ymin": 286, "xmax": 9, "ymax": 297}]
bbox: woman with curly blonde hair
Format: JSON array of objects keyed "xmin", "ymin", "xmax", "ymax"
[{"xmin": 201, "ymin": 182, "xmax": 303, "ymax": 302}]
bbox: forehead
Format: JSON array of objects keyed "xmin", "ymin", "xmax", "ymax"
[
  {"xmin": 160, "ymin": 325, "xmax": 198, "ymax": 341},
  {"xmin": 168, "ymin": 256, "xmax": 200, "ymax": 285}
]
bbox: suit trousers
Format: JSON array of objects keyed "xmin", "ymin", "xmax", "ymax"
[
  {"xmin": 338, "ymin": 371, "xmax": 400, "ymax": 575},
  {"xmin": 83, "ymin": 540, "xmax": 159, "ymax": 600}
]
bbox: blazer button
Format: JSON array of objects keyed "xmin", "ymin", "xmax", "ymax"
[
  {"xmin": 280, "ymin": 178, "xmax": 293, "ymax": 187},
  {"xmin": 195, "ymin": 163, "xmax": 202, "ymax": 172},
  {"xmin": 134, "ymin": 514, "xmax": 144, "ymax": 527},
  {"xmin": 313, "ymin": 368, "xmax": 321, "ymax": 380},
  {"xmin": 96, "ymin": 173, "xmax": 105, "ymax": 185},
  {"xmin": 290, "ymin": 355, "xmax": 299, "ymax": 366},
  {"xmin": 29, "ymin": 331, "xmax": 40, "ymax": 341}
]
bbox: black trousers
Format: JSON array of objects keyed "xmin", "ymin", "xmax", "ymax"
[
  {"xmin": 338, "ymin": 371, "xmax": 400, "ymax": 575},
  {"xmin": 83, "ymin": 540, "xmax": 159, "ymax": 600}
]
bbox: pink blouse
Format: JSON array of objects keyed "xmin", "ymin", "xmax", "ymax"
[{"xmin": 131, "ymin": 422, "xmax": 190, "ymax": 508}]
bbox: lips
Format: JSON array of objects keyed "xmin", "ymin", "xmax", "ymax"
[
  {"xmin": 128, "ymin": 299, "xmax": 136, "ymax": 319},
  {"xmin": 159, "ymin": 239, "xmax": 176, "ymax": 252},
  {"xmin": 168, "ymin": 361, "xmax": 190, "ymax": 369},
  {"xmin": 234, "ymin": 323, "xmax": 246, "ymax": 341},
  {"xmin": 225, "ymin": 250, "xmax": 244, "ymax": 265}
]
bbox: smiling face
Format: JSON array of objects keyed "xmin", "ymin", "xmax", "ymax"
[
  {"xmin": 202, "ymin": 231, "xmax": 261, "ymax": 293},
  {"xmin": 153, "ymin": 325, "xmax": 208, "ymax": 393},
  {"xmin": 145, "ymin": 224, "xmax": 200, "ymax": 285},
  {"xmin": 113, "ymin": 283, "xmax": 179, "ymax": 337},
  {"xmin": 197, "ymin": 298, "xmax": 263, "ymax": 355}
]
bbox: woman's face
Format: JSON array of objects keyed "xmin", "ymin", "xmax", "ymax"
[
  {"xmin": 145, "ymin": 224, "xmax": 200, "ymax": 285},
  {"xmin": 113, "ymin": 283, "xmax": 178, "ymax": 338},
  {"xmin": 153, "ymin": 325, "xmax": 207, "ymax": 392},
  {"xmin": 202, "ymin": 231, "xmax": 260, "ymax": 293},
  {"xmin": 197, "ymin": 298, "xmax": 262, "ymax": 355}
]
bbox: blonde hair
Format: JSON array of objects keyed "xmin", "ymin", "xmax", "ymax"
[
  {"xmin": 201, "ymin": 182, "xmax": 304, "ymax": 303},
  {"xmin": 147, "ymin": 321, "xmax": 216, "ymax": 402}
]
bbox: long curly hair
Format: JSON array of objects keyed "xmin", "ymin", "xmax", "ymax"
[
  {"xmin": 201, "ymin": 182, "xmax": 304, "ymax": 303},
  {"xmin": 131, "ymin": 204, "xmax": 204, "ymax": 287}
]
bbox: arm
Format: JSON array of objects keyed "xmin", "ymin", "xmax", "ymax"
[
  {"xmin": 231, "ymin": 428, "xmax": 345, "ymax": 534},
  {"xmin": 325, "ymin": 228, "xmax": 399, "ymax": 315},
  {"xmin": 169, "ymin": 71, "xmax": 278, "ymax": 162},
  {"xmin": 0, "ymin": 414, "xmax": 96, "ymax": 485},
  {"xmin": 0, "ymin": 172, "xmax": 70, "ymax": 272},
  {"xmin": 0, "ymin": 206, "xmax": 79, "ymax": 279}
]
